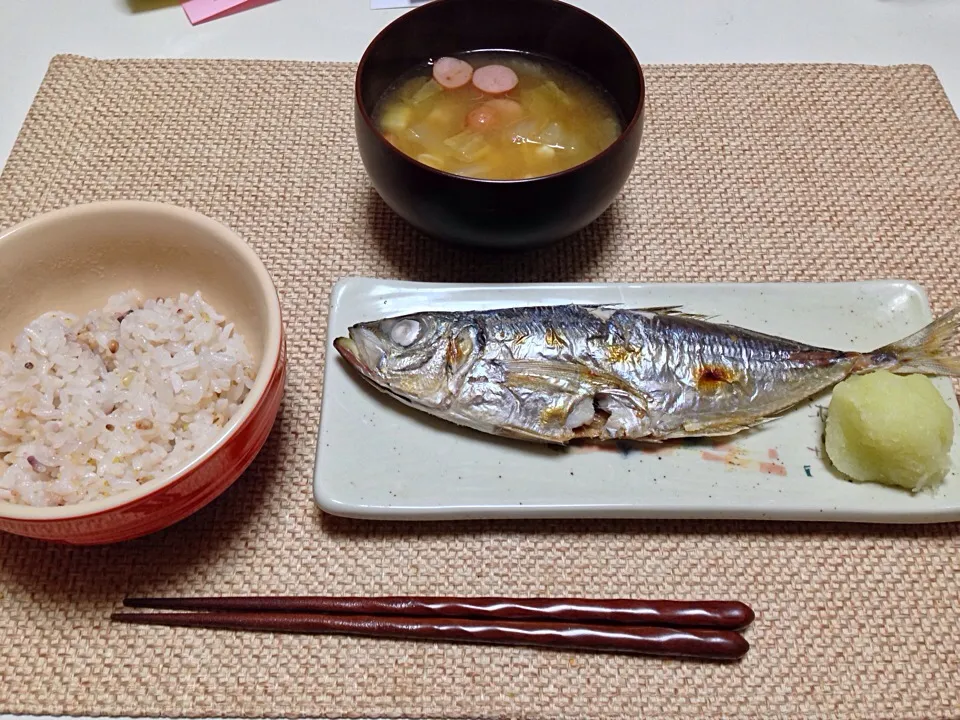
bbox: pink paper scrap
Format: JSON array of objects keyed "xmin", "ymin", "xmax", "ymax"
[{"xmin": 181, "ymin": 0, "xmax": 278, "ymax": 25}]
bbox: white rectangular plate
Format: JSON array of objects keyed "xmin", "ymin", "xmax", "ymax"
[{"xmin": 314, "ymin": 278, "xmax": 960, "ymax": 523}]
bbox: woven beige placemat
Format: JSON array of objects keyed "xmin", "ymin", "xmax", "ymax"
[{"xmin": 1, "ymin": 54, "xmax": 959, "ymax": 720}]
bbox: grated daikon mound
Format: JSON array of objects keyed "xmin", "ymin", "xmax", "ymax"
[{"xmin": 825, "ymin": 370, "xmax": 954, "ymax": 492}]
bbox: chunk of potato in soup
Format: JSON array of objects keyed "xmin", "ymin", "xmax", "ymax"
[{"xmin": 373, "ymin": 51, "xmax": 623, "ymax": 180}]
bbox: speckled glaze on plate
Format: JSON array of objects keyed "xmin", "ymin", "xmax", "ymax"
[{"xmin": 314, "ymin": 278, "xmax": 960, "ymax": 523}]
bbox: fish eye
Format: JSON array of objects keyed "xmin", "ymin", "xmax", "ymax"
[{"xmin": 387, "ymin": 318, "xmax": 421, "ymax": 347}]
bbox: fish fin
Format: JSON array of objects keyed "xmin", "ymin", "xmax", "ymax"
[
  {"xmin": 677, "ymin": 415, "xmax": 777, "ymax": 438},
  {"xmin": 645, "ymin": 305, "xmax": 712, "ymax": 320},
  {"xmin": 500, "ymin": 358, "xmax": 647, "ymax": 398},
  {"xmin": 622, "ymin": 305, "xmax": 715, "ymax": 321},
  {"xmin": 500, "ymin": 359, "xmax": 651, "ymax": 439},
  {"xmin": 578, "ymin": 303, "xmax": 713, "ymax": 320},
  {"xmin": 872, "ymin": 308, "xmax": 960, "ymax": 377},
  {"xmin": 500, "ymin": 358, "xmax": 590, "ymax": 393},
  {"xmin": 496, "ymin": 424, "xmax": 557, "ymax": 444}
]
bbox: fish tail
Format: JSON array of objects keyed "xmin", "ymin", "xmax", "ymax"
[{"xmin": 870, "ymin": 308, "xmax": 960, "ymax": 377}]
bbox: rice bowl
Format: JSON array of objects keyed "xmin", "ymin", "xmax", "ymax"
[{"xmin": 0, "ymin": 200, "xmax": 285, "ymax": 544}]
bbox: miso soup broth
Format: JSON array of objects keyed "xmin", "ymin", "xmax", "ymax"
[{"xmin": 372, "ymin": 50, "xmax": 624, "ymax": 180}]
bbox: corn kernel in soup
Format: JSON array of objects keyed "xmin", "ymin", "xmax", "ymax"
[{"xmin": 372, "ymin": 51, "xmax": 624, "ymax": 180}]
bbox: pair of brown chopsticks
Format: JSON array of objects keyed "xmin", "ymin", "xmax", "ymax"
[{"xmin": 111, "ymin": 595, "xmax": 754, "ymax": 661}]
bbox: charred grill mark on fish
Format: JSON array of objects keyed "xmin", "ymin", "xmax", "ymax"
[{"xmin": 695, "ymin": 364, "xmax": 739, "ymax": 392}]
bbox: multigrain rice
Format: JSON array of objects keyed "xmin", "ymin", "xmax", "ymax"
[{"xmin": 0, "ymin": 289, "xmax": 256, "ymax": 507}]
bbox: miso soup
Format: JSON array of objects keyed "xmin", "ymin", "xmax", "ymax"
[{"xmin": 372, "ymin": 50, "xmax": 623, "ymax": 181}]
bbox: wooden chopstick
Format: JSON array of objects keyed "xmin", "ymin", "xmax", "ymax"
[
  {"xmin": 109, "ymin": 610, "xmax": 750, "ymax": 661},
  {"xmin": 122, "ymin": 595, "xmax": 755, "ymax": 631}
]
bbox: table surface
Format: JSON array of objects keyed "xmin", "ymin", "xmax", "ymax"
[
  {"xmin": 1, "ymin": 0, "xmax": 959, "ymax": 169},
  {"xmin": 0, "ymin": 1, "xmax": 958, "ymax": 719}
]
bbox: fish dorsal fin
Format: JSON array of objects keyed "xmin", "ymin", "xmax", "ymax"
[
  {"xmin": 580, "ymin": 304, "xmax": 714, "ymax": 322},
  {"xmin": 641, "ymin": 305, "xmax": 713, "ymax": 320}
]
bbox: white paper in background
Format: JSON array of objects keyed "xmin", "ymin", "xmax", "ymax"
[{"xmin": 371, "ymin": 0, "xmax": 431, "ymax": 9}]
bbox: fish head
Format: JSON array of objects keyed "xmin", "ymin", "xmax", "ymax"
[{"xmin": 333, "ymin": 312, "xmax": 481, "ymax": 410}]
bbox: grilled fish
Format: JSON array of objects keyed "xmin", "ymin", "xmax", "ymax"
[{"xmin": 333, "ymin": 304, "xmax": 960, "ymax": 444}]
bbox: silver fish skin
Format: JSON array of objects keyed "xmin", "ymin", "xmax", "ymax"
[{"xmin": 333, "ymin": 304, "xmax": 960, "ymax": 444}]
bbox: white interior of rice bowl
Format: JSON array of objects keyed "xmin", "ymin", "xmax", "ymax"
[{"xmin": 0, "ymin": 201, "xmax": 283, "ymax": 520}]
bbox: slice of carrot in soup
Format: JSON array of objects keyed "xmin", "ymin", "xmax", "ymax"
[
  {"xmin": 484, "ymin": 98, "xmax": 524, "ymax": 122},
  {"xmin": 466, "ymin": 104, "xmax": 498, "ymax": 131},
  {"xmin": 472, "ymin": 64, "xmax": 519, "ymax": 95},
  {"xmin": 465, "ymin": 98, "xmax": 524, "ymax": 131},
  {"xmin": 432, "ymin": 56, "xmax": 474, "ymax": 89}
]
